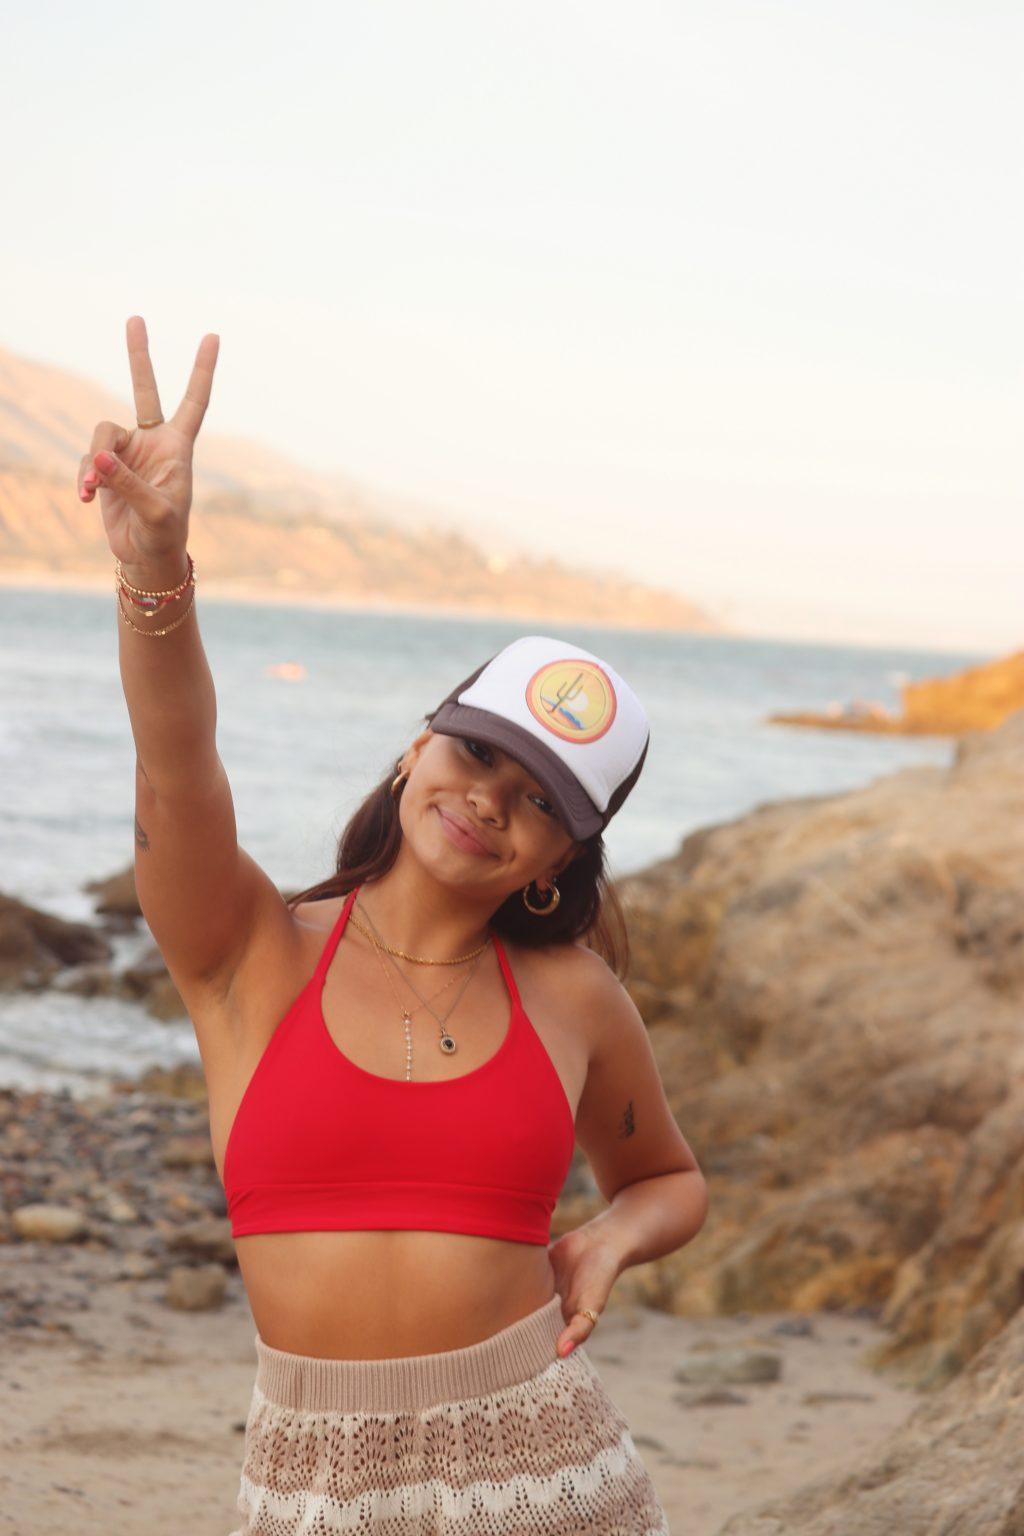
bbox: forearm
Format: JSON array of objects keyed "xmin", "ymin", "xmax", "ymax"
[
  {"xmin": 583, "ymin": 1168, "xmax": 709, "ymax": 1276},
  {"xmin": 117, "ymin": 553, "xmax": 219, "ymax": 793}
]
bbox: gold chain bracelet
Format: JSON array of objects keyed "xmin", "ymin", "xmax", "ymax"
[
  {"xmin": 115, "ymin": 555, "xmax": 192, "ymax": 598},
  {"xmin": 115, "ymin": 575, "xmax": 197, "ymax": 636}
]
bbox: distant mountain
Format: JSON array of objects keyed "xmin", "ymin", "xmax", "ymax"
[{"xmin": 0, "ymin": 343, "xmax": 726, "ymax": 633}]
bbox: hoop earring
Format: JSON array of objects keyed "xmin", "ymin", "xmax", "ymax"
[
  {"xmin": 390, "ymin": 768, "xmax": 409, "ymax": 799},
  {"xmin": 522, "ymin": 879, "xmax": 560, "ymax": 915}
]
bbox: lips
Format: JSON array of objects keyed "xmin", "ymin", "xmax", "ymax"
[{"xmin": 436, "ymin": 806, "xmax": 496, "ymax": 857}]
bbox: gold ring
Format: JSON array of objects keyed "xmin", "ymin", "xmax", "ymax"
[
  {"xmin": 136, "ymin": 417, "xmax": 164, "ymax": 429},
  {"xmin": 579, "ymin": 1307, "xmax": 600, "ymax": 1325}
]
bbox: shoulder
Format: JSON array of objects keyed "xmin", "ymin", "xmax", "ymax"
[
  {"xmin": 502, "ymin": 933, "xmax": 611, "ymax": 980},
  {"xmin": 502, "ymin": 934, "xmax": 626, "ymax": 1033},
  {"xmin": 291, "ymin": 895, "xmax": 344, "ymax": 931}
]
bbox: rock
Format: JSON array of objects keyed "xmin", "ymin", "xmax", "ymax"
[
  {"xmin": 772, "ymin": 1316, "xmax": 817, "ymax": 1338},
  {"xmin": 0, "ymin": 876, "xmax": 192, "ymax": 1016},
  {"xmin": 120, "ymin": 945, "xmax": 189, "ymax": 1020},
  {"xmin": 164, "ymin": 1263, "xmax": 227, "ymax": 1311},
  {"xmin": 901, "ymin": 648, "xmax": 1024, "ymax": 733},
  {"xmin": 161, "ymin": 1135, "xmax": 214, "ymax": 1169},
  {"xmin": 678, "ymin": 1387, "xmax": 750, "ymax": 1407},
  {"xmin": 165, "ymin": 1217, "xmax": 236, "ymax": 1265},
  {"xmin": 50, "ymin": 963, "xmax": 122, "ymax": 999},
  {"xmin": 673, "ymin": 1347, "xmax": 782, "ymax": 1386},
  {"xmin": 104, "ymin": 1198, "xmax": 139, "ymax": 1225},
  {"xmin": 116, "ymin": 1252, "xmax": 159, "ymax": 1280},
  {"xmin": 12, "ymin": 1203, "xmax": 88, "ymax": 1242},
  {"xmin": 83, "ymin": 865, "xmax": 141, "ymax": 919},
  {"xmin": 620, "ymin": 708, "xmax": 1024, "ymax": 1386},
  {"xmin": 0, "ymin": 894, "xmax": 113, "ymax": 990},
  {"xmin": 133, "ymin": 1063, "xmax": 208, "ymax": 1101},
  {"xmin": 717, "ymin": 1306, "xmax": 1024, "ymax": 1533},
  {"xmin": 766, "ymin": 647, "xmax": 1024, "ymax": 737}
]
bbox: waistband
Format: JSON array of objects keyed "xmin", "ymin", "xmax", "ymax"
[{"xmin": 253, "ymin": 1292, "xmax": 566, "ymax": 1414}]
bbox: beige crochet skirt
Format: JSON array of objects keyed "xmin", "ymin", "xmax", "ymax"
[{"xmin": 229, "ymin": 1291, "xmax": 670, "ymax": 1534}]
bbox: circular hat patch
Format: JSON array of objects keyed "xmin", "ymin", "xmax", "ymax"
[{"xmin": 525, "ymin": 658, "xmax": 617, "ymax": 744}]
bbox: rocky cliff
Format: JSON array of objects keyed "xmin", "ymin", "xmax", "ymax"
[
  {"xmin": 619, "ymin": 708, "xmax": 1024, "ymax": 1400},
  {"xmin": 769, "ymin": 647, "xmax": 1024, "ymax": 736}
]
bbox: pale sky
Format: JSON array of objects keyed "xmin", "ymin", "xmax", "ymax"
[{"xmin": 4, "ymin": 1, "xmax": 1021, "ymax": 652}]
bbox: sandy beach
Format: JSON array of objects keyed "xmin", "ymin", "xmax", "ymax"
[{"xmin": 1, "ymin": 1229, "xmax": 922, "ymax": 1536}]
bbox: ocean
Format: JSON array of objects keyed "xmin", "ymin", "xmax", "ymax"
[{"xmin": 1, "ymin": 583, "xmax": 983, "ymax": 1094}]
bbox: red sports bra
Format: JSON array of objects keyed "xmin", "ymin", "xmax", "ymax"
[{"xmin": 222, "ymin": 885, "xmax": 576, "ymax": 1245}]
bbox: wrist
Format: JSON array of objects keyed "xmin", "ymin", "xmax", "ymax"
[
  {"xmin": 574, "ymin": 1210, "xmax": 632, "ymax": 1278},
  {"xmin": 118, "ymin": 552, "xmax": 191, "ymax": 592}
]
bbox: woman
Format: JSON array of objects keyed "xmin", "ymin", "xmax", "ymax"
[{"xmin": 80, "ymin": 316, "xmax": 708, "ymax": 1534}]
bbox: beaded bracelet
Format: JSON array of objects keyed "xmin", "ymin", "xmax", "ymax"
[
  {"xmin": 115, "ymin": 579, "xmax": 197, "ymax": 636},
  {"xmin": 115, "ymin": 552, "xmax": 194, "ymax": 612},
  {"xmin": 114, "ymin": 551, "xmax": 198, "ymax": 637}
]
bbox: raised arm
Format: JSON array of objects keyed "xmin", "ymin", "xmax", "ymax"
[{"xmin": 79, "ymin": 316, "xmax": 290, "ymax": 1022}]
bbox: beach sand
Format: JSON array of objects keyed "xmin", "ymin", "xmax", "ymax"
[{"xmin": 0, "ymin": 1239, "xmax": 922, "ymax": 1536}]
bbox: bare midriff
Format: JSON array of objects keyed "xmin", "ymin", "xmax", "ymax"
[{"xmin": 232, "ymin": 1230, "xmax": 560, "ymax": 1357}]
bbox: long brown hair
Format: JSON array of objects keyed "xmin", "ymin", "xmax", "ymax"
[{"xmin": 285, "ymin": 717, "xmax": 633, "ymax": 978}]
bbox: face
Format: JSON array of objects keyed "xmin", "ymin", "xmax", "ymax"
[{"xmin": 394, "ymin": 728, "xmax": 585, "ymax": 899}]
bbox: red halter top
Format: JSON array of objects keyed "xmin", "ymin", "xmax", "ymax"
[{"xmin": 222, "ymin": 885, "xmax": 576, "ymax": 1244}]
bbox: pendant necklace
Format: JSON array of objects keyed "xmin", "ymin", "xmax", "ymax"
[{"xmin": 349, "ymin": 904, "xmax": 490, "ymax": 1079}]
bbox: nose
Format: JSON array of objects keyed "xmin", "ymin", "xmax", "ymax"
[{"xmin": 466, "ymin": 780, "xmax": 506, "ymax": 825}]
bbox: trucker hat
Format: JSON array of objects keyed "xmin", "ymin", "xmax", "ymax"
[{"xmin": 426, "ymin": 634, "xmax": 650, "ymax": 840}]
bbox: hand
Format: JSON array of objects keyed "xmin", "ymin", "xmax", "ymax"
[
  {"xmin": 78, "ymin": 315, "xmax": 219, "ymax": 571},
  {"xmin": 547, "ymin": 1224, "xmax": 622, "ymax": 1359}
]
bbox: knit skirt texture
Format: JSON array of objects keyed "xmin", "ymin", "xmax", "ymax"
[{"xmin": 229, "ymin": 1292, "xmax": 670, "ymax": 1535}]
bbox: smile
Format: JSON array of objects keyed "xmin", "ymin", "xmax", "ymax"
[{"xmin": 436, "ymin": 806, "xmax": 496, "ymax": 857}]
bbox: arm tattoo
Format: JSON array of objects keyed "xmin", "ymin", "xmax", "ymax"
[
  {"xmin": 134, "ymin": 814, "xmax": 150, "ymax": 852},
  {"xmin": 618, "ymin": 1099, "xmax": 636, "ymax": 1139}
]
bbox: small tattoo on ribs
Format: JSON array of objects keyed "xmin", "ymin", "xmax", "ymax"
[
  {"xmin": 618, "ymin": 1100, "xmax": 636, "ymax": 1138},
  {"xmin": 134, "ymin": 815, "xmax": 150, "ymax": 851}
]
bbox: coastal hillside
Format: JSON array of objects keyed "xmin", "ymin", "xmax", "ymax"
[{"xmin": 0, "ymin": 344, "xmax": 722, "ymax": 633}]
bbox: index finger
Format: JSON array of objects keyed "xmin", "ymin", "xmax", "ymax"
[
  {"xmin": 125, "ymin": 315, "xmax": 164, "ymax": 427},
  {"xmin": 171, "ymin": 332, "xmax": 220, "ymax": 443}
]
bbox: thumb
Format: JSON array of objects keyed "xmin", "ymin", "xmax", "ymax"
[
  {"xmin": 556, "ymin": 1307, "xmax": 600, "ymax": 1358},
  {"xmin": 92, "ymin": 450, "xmax": 168, "ymax": 519}
]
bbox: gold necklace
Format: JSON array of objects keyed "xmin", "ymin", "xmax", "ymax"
[
  {"xmin": 364, "ymin": 932, "xmax": 486, "ymax": 1078},
  {"xmin": 347, "ymin": 909, "xmax": 489, "ymax": 965},
  {"xmin": 354, "ymin": 900, "xmax": 488, "ymax": 1077}
]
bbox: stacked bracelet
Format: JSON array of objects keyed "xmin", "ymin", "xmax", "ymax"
[{"xmin": 114, "ymin": 552, "xmax": 198, "ymax": 637}]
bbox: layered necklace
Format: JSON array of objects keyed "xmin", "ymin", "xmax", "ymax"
[{"xmin": 348, "ymin": 898, "xmax": 492, "ymax": 1080}]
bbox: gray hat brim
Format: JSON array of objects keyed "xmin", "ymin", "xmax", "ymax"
[{"xmin": 428, "ymin": 700, "xmax": 605, "ymax": 840}]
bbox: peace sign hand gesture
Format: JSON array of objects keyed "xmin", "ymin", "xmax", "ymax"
[{"xmin": 78, "ymin": 315, "xmax": 220, "ymax": 573}]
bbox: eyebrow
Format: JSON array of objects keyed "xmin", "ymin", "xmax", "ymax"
[{"xmin": 482, "ymin": 742, "xmax": 547, "ymax": 797}]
